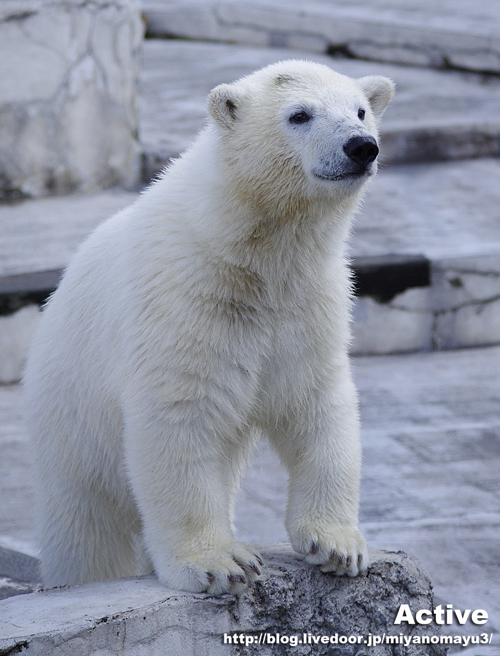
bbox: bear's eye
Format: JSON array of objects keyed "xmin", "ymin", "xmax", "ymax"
[
  {"xmin": 358, "ymin": 108, "xmax": 366, "ymax": 120},
  {"xmin": 289, "ymin": 111, "xmax": 311, "ymax": 124}
]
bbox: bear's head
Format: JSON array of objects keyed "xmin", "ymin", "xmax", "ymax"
[{"xmin": 208, "ymin": 60, "xmax": 394, "ymax": 217}]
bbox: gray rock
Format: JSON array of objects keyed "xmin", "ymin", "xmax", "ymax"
[
  {"xmin": 0, "ymin": 547, "xmax": 446, "ymax": 656},
  {"xmin": 351, "ymin": 253, "xmax": 500, "ymax": 354},
  {"xmin": 0, "ymin": 544, "xmax": 41, "ymax": 601}
]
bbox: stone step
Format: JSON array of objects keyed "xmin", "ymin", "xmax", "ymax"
[
  {"xmin": 143, "ymin": 0, "xmax": 500, "ymax": 75},
  {"xmin": 351, "ymin": 158, "xmax": 500, "ymax": 354},
  {"xmin": 1, "ymin": 156, "xmax": 499, "ymax": 381},
  {"xmin": 139, "ymin": 39, "xmax": 500, "ymax": 178},
  {"xmin": 0, "ymin": 190, "xmax": 137, "ymax": 278}
]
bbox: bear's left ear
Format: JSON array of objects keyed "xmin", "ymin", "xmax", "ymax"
[
  {"xmin": 208, "ymin": 83, "xmax": 246, "ymax": 129},
  {"xmin": 357, "ymin": 76, "xmax": 395, "ymax": 120}
]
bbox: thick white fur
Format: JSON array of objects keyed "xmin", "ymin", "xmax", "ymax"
[{"xmin": 24, "ymin": 60, "xmax": 394, "ymax": 594}]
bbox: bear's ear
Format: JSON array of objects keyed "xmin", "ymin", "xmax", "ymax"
[
  {"xmin": 357, "ymin": 76, "xmax": 395, "ymax": 120},
  {"xmin": 208, "ymin": 83, "xmax": 245, "ymax": 129}
]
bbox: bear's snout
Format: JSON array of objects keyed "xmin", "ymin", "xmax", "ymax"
[{"xmin": 343, "ymin": 135, "xmax": 379, "ymax": 167}]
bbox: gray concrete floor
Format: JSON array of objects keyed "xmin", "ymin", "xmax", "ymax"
[{"xmin": 2, "ymin": 345, "xmax": 499, "ymax": 649}]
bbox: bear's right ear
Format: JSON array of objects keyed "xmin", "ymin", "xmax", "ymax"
[
  {"xmin": 208, "ymin": 83, "xmax": 244, "ymax": 129},
  {"xmin": 357, "ymin": 76, "xmax": 395, "ymax": 120}
]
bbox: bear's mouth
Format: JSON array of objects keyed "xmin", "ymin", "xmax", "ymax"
[{"xmin": 314, "ymin": 168, "xmax": 371, "ymax": 182}]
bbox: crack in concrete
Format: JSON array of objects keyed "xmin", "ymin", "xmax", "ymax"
[
  {"xmin": 41, "ymin": 1, "xmax": 127, "ymax": 11},
  {"xmin": 386, "ymin": 282, "xmax": 500, "ymax": 314},
  {"xmin": 0, "ymin": 641, "xmax": 30, "ymax": 656},
  {"xmin": 1, "ymin": 11, "xmax": 37, "ymax": 23},
  {"xmin": 434, "ymin": 292, "xmax": 500, "ymax": 314},
  {"xmin": 443, "ymin": 267, "xmax": 500, "ymax": 278}
]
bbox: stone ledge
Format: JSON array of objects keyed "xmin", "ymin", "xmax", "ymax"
[
  {"xmin": 0, "ymin": 547, "xmax": 446, "ymax": 656},
  {"xmin": 352, "ymin": 253, "xmax": 500, "ymax": 354}
]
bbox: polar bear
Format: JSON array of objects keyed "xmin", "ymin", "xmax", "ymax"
[{"xmin": 24, "ymin": 60, "xmax": 394, "ymax": 595}]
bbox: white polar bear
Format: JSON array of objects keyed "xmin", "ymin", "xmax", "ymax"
[{"xmin": 24, "ymin": 60, "xmax": 394, "ymax": 595}]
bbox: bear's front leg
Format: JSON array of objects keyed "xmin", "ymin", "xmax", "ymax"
[
  {"xmin": 123, "ymin": 402, "xmax": 262, "ymax": 595},
  {"xmin": 269, "ymin": 369, "xmax": 368, "ymax": 577}
]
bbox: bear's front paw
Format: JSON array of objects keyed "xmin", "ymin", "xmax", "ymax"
[
  {"xmin": 159, "ymin": 542, "xmax": 263, "ymax": 595},
  {"xmin": 291, "ymin": 525, "xmax": 368, "ymax": 577}
]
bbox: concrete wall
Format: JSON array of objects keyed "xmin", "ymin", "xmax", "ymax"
[{"xmin": 0, "ymin": 0, "xmax": 143, "ymax": 201}]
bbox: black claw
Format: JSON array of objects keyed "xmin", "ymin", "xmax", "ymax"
[
  {"xmin": 337, "ymin": 554, "xmax": 345, "ymax": 565},
  {"xmin": 207, "ymin": 572, "xmax": 215, "ymax": 584},
  {"xmin": 357, "ymin": 554, "xmax": 363, "ymax": 566},
  {"xmin": 228, "ymin": 574, "xmax": 247, "ymax": 585},
  {"xmin": 329, "ymin": 550, "xmax": 337, "ymax": 562},
  {"xmin": 250, "ymin": 563, "xmax": 261, "ymax": 576},
  {"xmin": 256, "ymin": 555, "xmax": 264, "ymax": 567},
  {"xmin": 310, "ymin": 541, "xmax": 319, "ymax": 555},
  {"xmin": 346, "ymin": 556, "xmax": 352, "ymax": 567}
]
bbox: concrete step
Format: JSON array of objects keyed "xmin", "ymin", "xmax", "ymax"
[
  {"xmin": 351, "ymin": 158, "xmax": 500, "ymax": 354},
  {"xmin": 1, "ymin": 344, "xmax": 499, "ymax": 649},
  {"xmin": 0, "ymin": 190, "xmax": 137, "ymax": 383},
  {"xmin": 0, "ymin": 190, "xmax": 137, "ymax": 279},
  {"xmin": 143, "ymin": 0, "xmax": 500, "ymax": 75},
  {"xmin": 139, "ymin": 39, "xmax": 500, "ymax": 179}
]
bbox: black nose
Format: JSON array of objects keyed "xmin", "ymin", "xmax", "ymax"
[{"xmin": 343, "ymin": 136, "xmax": 379, "ymax": 166}]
